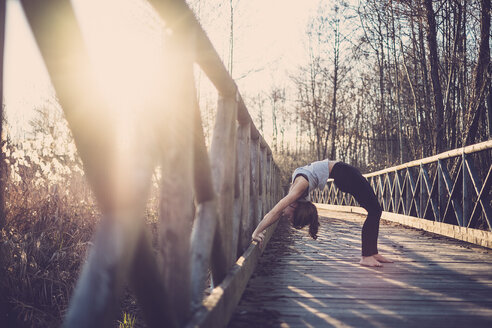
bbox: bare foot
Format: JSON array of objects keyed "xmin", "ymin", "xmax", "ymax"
[
  {"xmin": 373, "ymin": 254, "xmax": 394, "ymax": 263},
  {"xmin": 360, "ymin": 256, "xmax": 382, "ymax": 267}
]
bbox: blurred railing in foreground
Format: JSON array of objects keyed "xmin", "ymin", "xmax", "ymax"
[
  {"xmin": 312, "ymin": 140, "xmax": 492, "ymax": 232},
  {"xmin": 1, "ymin": 0, "xmax": 281, "ymax": 327}
]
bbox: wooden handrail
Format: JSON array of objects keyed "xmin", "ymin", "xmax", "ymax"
[
  {"xmin": 146, "ymin": 0, "xmax": 270, "ymax": 151},
  {"xmin": 8, "ymin": 0, "xmax": 282, "ymax": 327}
]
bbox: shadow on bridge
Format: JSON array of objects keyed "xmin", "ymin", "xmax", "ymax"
[{"xmin": 229, "ymin": 209, "xmax": 492, "ymax": 328}]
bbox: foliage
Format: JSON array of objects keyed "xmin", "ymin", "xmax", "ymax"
[
  {"xmin": 118, "ymin": 312, "xmax": 137, "ymax": 328},
  {"xmin": 240, "ymin": 0, "xmax": 490, "ymax": 172},
  {"xmin": 0, "ymin": 104, "xmax": 148, "ymax": 327}
]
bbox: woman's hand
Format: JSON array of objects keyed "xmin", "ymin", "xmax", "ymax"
[{"xmin": 252, "ymin": 231, "xmax": 265, "ymax": 246}]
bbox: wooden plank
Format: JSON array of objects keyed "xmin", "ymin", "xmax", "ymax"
[
  {"xmin": 229, "ymin": 210, "xmax": 492, "ymax": 328},
  {"xmin": 232, "ymin": 313, "xmax": 492, "ymax": 328},
  {"xmin": 317, "ymin": 204, "xmax": 492, "ymax": 248},
  {"xmin": 209, "ymin": 95, "xmax": 238, "ymax": 283},
  {"xmin": 158, "ymin": 29, "xmax": 196, "ymax": 323},
  {"xmin": 190, "ymin": 91, "xmax": 219, "ymax": 307},
  {"xmin": 249, "ymin": 138, "xmax": 260, "ymax": 227},
  {"xmin": 19, "ymin": 1, "xmax": 166, "ymax": 327},
  {"xmin": 237, "ymin": 122, "xmax": 251, "ymax": 255},
  {"xmin": 186, "ymin": 221, "xmax": 279, "ymax": 328}
]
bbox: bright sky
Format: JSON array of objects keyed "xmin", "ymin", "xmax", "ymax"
[{"xmin": 3, "ymin": 0, "xmax": 320, "ymax": 139}]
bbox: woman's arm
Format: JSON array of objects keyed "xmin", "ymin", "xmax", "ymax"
[{"xmin": 252, "ymin": 176, "xmax": 309, "ymax": 243}]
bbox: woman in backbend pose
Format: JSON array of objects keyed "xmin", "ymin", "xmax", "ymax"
[{"xmin": 252, "ymin": 160, "xmax": 393, "ymax": 267}]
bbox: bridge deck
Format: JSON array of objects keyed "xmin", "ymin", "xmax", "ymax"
[{"xmin": 228, "ymin": 209, "xmax": 492, "ymax": 328}]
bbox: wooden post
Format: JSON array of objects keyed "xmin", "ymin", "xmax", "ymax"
[
  {"xmin": 190, "ymin": 92, "xmax": 219, "ymax": 308},
  {"xmin": 231, "ymin": 127, "xmax": 242, "ymax": 262},
  {"xmin": 266, "ymin": 154, "xmax": 272, "ymax": 211},
  {"xmin": 158, "ymin": 28, "xmax": 196, "ymax": 324},
  {"xmin": 20, "ymin": 0, "xmax": 117, "ymax": 211},
  {"xmin": 130, "ymin": 227, "xmax": 178, "ymax": 328},
  {"xmin": 237, "ymin": 122, "xmax": 251, "ymax": 255},
  {"xmin": 260, "ymin": 146, "xmax": 267, "ymax": 217},
  {"xmin": 190, "ymin": 200, "xmax": 218, "ymax": 307},
  {"xmin": 18, "ymin": 1, "xmax": 160, "ymax": 326},
  {"xmin": 210, "ymin": 94, "xmax": 238, "ymax": 284},
  {"xmin": 250, "ymin": 137, "xmax": 260, "ymax": 226}
]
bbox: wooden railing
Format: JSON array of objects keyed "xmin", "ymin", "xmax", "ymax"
[
  {"xmin": 3, "ymin": 1, "xmax": 281, "ymax": 327},
  {"xmin": 312, "ymin": 140, "xmax": 492, "ymax": 232}
]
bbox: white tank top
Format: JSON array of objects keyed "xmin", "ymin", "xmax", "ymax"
[{"xmin": 292, "ymin": 159, "xmax": 331, "ymax": 199}]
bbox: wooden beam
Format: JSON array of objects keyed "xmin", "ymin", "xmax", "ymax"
[
  {"xmin": 231, "ymin": 129, "xmax": 242, "ymax": 262},
  {"xmin": 158, "ymin": 28, "xmax": 196, "ymax": 323},
  {"xmin": 210, "ymin": 95, "xmax": 238, "ymax": 284},
  {"xmin": 130, "ymin": 227, "xmax": 178, "ymax": 328},
  {"xmin": 190, "ymin": 83, "xmax": 219, "ymax": 308},
  {"xmin": 20, "ymin": 0, "xmax": 117, "ymax": 212},
  {"xmin": 185, "ymin": 221, "xmax": 279, "ymax": 328},
  {"xmin": 250, "ymin": 138, "xmax": 260, "ymax": 226},
  {"xmin": 190, "ymin": 200, "xmax": 219, "ymax": 307},
  {"xmin": 237, "ymin": 122, "xmax": 251, "ymax": 255},
  {"xmin": 146, "ymin": 0, "xmax": 274, "ymax": 155},
  {"xmin": 19, "ymin": 1, "xmax": 159, "ymax": 326}
]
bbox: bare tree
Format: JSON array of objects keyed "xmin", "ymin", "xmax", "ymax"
[
  {"xmin": 358, "ymin": 0, "xmax": 392, "ymax": 164},
  {"xmin": 0, "ymin": 0, "xmax": 6, "ymax": 229},
  {"xmin": 268, "ymin": 86, "xmax": 288, "ymax": 152},
  {"xmin": 463, "ymin": 0, "xmax": 490, "ymax": 146},
  {"xmin": 423, "ymin": 0, "xmax": 445, "ymax": 154}
]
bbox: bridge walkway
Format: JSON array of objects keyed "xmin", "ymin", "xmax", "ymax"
[{"xmin": 228, "ymin": 209, "xmax": 492, "ymax": 328}]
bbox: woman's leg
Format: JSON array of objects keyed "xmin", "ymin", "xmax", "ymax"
[{"xmin": 330, "ymin": 162, "xmax": 382, "ymax": 257}]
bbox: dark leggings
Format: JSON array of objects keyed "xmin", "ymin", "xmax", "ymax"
[{"xmin": 330, "ymin": 162, "xmax": 382, "ymax": 256}]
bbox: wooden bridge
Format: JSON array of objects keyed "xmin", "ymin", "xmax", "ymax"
[
  {"xmin": 229, "ymin": 209, "xmax": 492, "ymax": 328},
  {"xmin": 1, "ymin": 1, "xmax": 491, "ymax": 327}
]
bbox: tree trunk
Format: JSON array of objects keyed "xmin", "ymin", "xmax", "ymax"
[
  {"xmin": 464, "ymin": 0, "xmax": 490, "ymax": 146},
  {"xmin": 488, "ymin": 80, "xmax": 492, "ymax": 138},
  {"xmin": 0, "ymin": 0, "xmax": 5, "ymax": 230},
  {"xmin": 423, "ymin": 0, "xmax": 445, "ymax": 154},
  {"xmin": 329, "ymin": 23, "xmax": 340, "ymax": 160},
  {"xmin": 417, "ymin": 14, "xmax": 433, "ymax": 156},
  {"xmin": 228, "ymin": 0, "xmax": 234, "ymax": 75}
]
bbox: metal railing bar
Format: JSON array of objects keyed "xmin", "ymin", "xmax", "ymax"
[
  {"xmin": 440, "ymin": 162, "xmax": 464, "ymax": 225},
  {"xmin": 468, "ymin": 165, "xmax": 492, "ymax": 230},
  {"xmin": 407, "ymin": 169, "xmax": 420, "ymax": 217},
  {"xmin": 365, "ymin": 140, "xmax": 492, "ymax": 178},
  {"xmin": 421, "ymin": 165, "xmax": 439, "ymax": 221}
]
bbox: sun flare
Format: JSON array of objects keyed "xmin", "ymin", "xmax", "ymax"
[{"xmin": 72, "ymin": 0, "xmax": 165, "ymax": 117}]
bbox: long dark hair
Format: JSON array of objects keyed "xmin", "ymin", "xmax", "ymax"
[{"xmin": 292, "ymin": 201, "xmax": 319, "ymax": 240}]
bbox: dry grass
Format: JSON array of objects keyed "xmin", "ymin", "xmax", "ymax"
[
  {"xmin": 0, "ymin": 161, "xmax": 155, "ymax": 327},
  {"xmin": 0, "ymin": 169, "xmax": 100, "ymax": 327}
]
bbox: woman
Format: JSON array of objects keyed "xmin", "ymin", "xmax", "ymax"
[{"xmin": 252, "ymin": 159, "xmax": 393, "ymax": 267}]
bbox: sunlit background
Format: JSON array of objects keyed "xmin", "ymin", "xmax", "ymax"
[
  {"xmin": 2, "ymin": 1, "xmax": 491, "ymax": 327},
  {"xmin": 4, "ymin": 0, "xmax": 320, "ymax": 141}
]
